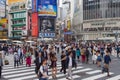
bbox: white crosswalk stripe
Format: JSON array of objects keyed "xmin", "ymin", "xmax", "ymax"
[
  {"xmin": 106, "ymin": 75, "xmax": 120, "ymax": 80},
  {"xmin": 2, "ymin": 63, "xmax": 116, "ymax": 80}
]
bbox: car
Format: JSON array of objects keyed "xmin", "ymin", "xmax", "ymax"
[
  {"xmin": 25, "ymin": 41, "xmax": 36, "ymax": 46},
  {"xmin": 0, "ymin": 39, "xmax": 12, "ymax": 45},
  {"xmin": 12, "ymin": 41, "xmax": 23, "ymax": 46}
]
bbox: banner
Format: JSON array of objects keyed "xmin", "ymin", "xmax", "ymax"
[
  {"xmin": 39, "ymin": 18, "xmax": 55, "ymax": 37},
  {"xmin": 7, "ymin": 0, "xmax": 25, "ymax": 5},
  {"xmin": 32, "ymin": 12, "xmax": 38, "ymax": 37},
  {"xmin": 67, "ymin": 20, "xmax": 71, "ymax": 30},
  {"xmin": 37, "ymin": 0, "xmax": 57, "ymax": 17},
  {"xmin": 32, "ymin": 0, "xmax": 38, "ymax": 12}
]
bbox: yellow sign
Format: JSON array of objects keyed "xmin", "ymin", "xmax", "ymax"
[
  {"xmin": 7, "ymin": 0, "xmax": 25, "ymax": 5},
  {"xmin": 67, "ymin": 20, "xmax": 71, "ymax": 30},
  {"xmin": 0, "ymin": 18, "xmax": 7, "ymax": 23}
]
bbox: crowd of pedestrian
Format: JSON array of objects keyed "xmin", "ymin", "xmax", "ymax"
[{"xmin": 0, "ymin": 41, "xmax": 120, "ymax": 79}]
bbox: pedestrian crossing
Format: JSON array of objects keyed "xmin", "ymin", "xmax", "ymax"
[{"xmin": 2, "ymin": 62, "xmax": 120, "ymax": 80}]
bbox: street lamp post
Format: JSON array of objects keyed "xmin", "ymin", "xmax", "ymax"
[{"xmin": 63, "ymin": 1, "xmax": 71, "ymax": 12}]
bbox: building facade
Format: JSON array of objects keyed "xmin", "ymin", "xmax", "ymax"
[
  {"xmin": 82, "ymin": 0, "xmax": 120, "ymax": 40},
  {"xmin": 8, "ymin": 0, "xmax": 32, "ymax": 39}
]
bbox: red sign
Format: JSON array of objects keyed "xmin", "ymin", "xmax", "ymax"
[{"xmin": 32, "ymin": 12, "xmax": 38, "ymax": 37}]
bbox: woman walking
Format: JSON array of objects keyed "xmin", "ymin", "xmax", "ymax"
[
  {"xmin": 76, "ymin": 47, "xmax": 81, "ymax": 62},
  {"xmin": 96, "ymin": 50, "xmax": 102, "ymax": 67},
  {"xmin": 26, "ymin": 50, "xmax": 32, "ymax": 67},
  {"xmin": 60, "ymin": 51, "xmax": 66, "ymax": 74},
  {"xmin": 51, "ymin": 53, "xmax": 57, "ymax": 79}
]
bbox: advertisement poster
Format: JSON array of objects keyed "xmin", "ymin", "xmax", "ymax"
[
  {"xmin": 37, "ymin": 0, "xmax": 57, "ymax": 17},
  {"xmin": 32, "ymin": 12, "xmax": 38, "ymax": 37},
  {"xmin": 32, "ymin": 0, "xmax": 37, "ymax": 12},
  {"xmin": 39, "ymin": 18, "xmax": 55, "ymax": 37},
  {"xmin": 67, "ymin": 20, "xmax": 71, "ymax": 30},
  {"xmin": 7, "ymin": 0, "xmax": 25, "ymax": 5}
]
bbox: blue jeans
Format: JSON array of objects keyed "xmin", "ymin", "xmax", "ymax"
[{"xmin": 39, "ymin": 78, "xmax": 48, "ymax": 80}]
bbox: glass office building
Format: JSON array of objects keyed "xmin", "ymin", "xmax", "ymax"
[{"xmin": 83, "ymin": 0, "xmax": 120, "ymax": 20}]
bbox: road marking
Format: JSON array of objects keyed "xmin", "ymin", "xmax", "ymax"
[
  {"xmin": 9, "ymin": 75, "xmax": 37, "ymax": 80},
  {"xmin": 82, "ymin": 72, "xmax": 114, "ymax": 80},
  {"xmin": 106, "ymin": 75, "xmax": 120, "ymax": 80},
  {"xmin": 33, "ymin": 66, "xmax": 83, "ymax": 80},
  {"xmin": 86, "ymin": 70, "xmax": 101, "ymax": 74},
  {"xmin": 58, "ymin": 75, "xmax": 80, "ymax": 80},
  {"xmin": 2, "ymin": 68, "xmax": 34, "ymax": 75},
  {"xmin": 3, "ymin": 64, "xmax": 35, "ymax": 70},
  {"xmin": 2, "ymin": 66, "xmax": 35, "ymax": 72},
  {"xmin": 4, "ymin": 71, "xmax": 35, "ymax": 78}
]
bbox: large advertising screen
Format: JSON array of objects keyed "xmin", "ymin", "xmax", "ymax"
[
  {"xmin": 31, "ymin": 12, "xmax": 38, "ymax": 37},
  {"xmin": 39, "ymin": 18, "xmax": 55, "ymax": 38},
  {"xmin": 37, "ymin": 0, "xmax": 57, "ymax": 17}
]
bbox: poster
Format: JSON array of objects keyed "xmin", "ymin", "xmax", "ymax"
[
  {"xmin": 7, "ymin": 0, "xmax": 25, "ymax": 5},
  {"xmin": 39, "ymin": 18, "xmax": 55, "ymax": 38},
  {"xmin": 39, "ymin": 18, "xmax": 55, "ymax": 32}
]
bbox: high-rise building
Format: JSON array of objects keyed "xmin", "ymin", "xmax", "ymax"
[{"xmin": 82, "ymin": 0, "xmax": 120, "ymax": 40}]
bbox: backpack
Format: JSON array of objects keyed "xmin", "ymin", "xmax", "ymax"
[
  {"xmin": 38, "ymin": 66, "xmax": 44, "ymax": 77},
  {"xmin": 14, "ymin": 54, "xmax": 19, "ymax": 61}
]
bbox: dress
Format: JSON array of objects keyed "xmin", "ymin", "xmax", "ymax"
[
  {"xmin": 51, "ymin": 58, "xmax": 57, "ymax": 68},
  {"xmin": 26, "ymin": 52, "xmax": 31, "ymax": 66}
]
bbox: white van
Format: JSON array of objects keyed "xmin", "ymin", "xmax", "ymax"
[
  {"xmin": 12, "ymin": 41, "xmax": 23, "ymax": 46},
  {"xmin": 25, "ymin": 41, "xmax": 36, "ymax": 46}
]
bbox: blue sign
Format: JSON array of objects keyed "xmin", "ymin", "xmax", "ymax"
[
  {"xmin": 38, "ymin": 0, "xmax": 57, "ymax": 5},
  {"xmin": 39, "ymin": 33, "xmax": 55, "ymax": 38}
]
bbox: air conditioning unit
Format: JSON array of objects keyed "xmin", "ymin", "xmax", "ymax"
[{"xmin": 22, "ymin": 30, "xmax": 27, "ymax": 36}]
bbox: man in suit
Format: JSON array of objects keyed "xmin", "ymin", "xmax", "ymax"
[{"xmin": 35, "ymin": 52, "xmax": 43, "ymax": 77}]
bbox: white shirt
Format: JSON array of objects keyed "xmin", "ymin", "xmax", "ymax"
[
  {"xmin": 40, "ymin": 65, "xmax": 48, "ymax": 78},
  {"xmin": 69, "ymin": 56, "xmax": 72, "ymax": 67}
]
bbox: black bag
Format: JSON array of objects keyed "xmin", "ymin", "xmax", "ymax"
[
  {"xmin": 4, "ymin": 59, "xmax": 9, "ymax": 65},
  {"xmin": 38, "ymin": 66, "xmax": 44, "ymax": 78},
  {"xmin": 102, "ymin": 67, "xmax": 108, "ymax": 72}
]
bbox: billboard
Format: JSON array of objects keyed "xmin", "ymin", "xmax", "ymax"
[
  {"xmin": 39, "ymin": 18, "xmax": 55, "ymax": 37},
  {"xmin": 31, "ymin": 12, "xmax": 38, "ymax": 37},
  {"xmin": 37, "ymin": 0, "xmax": 57, "ymax": 17},
  {"xmin": 7, "ymin": 0, "xmax": 25, "ymax": 5},
  {"xmin": 0, "ymin": 18, "xmax": 7, "ymax": 30}
]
